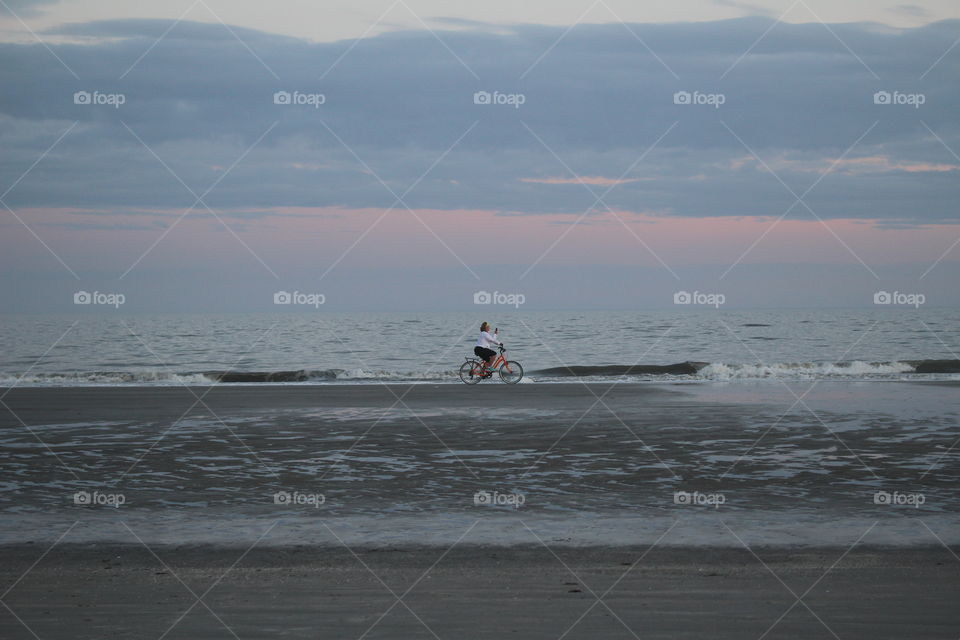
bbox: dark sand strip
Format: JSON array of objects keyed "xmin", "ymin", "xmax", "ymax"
[
  {"xmin": 0, "ymin": 382, "xmax": 681, "ymax": 421},
  {"xmin": 1, "ymin": 544, "xmax": 957, "ymax": 639}
]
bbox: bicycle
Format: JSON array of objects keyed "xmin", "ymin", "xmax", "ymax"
[{"xmin": 459, "ymin": 344, "xmax": 524, "ymax": 384}]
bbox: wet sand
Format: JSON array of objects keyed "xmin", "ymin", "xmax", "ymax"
[
  {"xmin": 2, "ymin": 543, "xmax": 958, "ymax": 639},
  {"xmin": 1, "ymin": 383, "xmax": 957, "ymax": 637},
  {"xmin": 1, "ymin": 383, "xmax": 956, "ymax": 529}
]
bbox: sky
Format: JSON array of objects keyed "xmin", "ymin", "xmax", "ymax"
[{"xmin": 1, "ymin": 0, "xmax": 958, "ymax": 311}]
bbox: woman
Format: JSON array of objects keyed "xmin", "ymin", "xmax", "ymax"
[{"xmin": 474, "ymin": 322, "xmax": 502, "ymax": 376}]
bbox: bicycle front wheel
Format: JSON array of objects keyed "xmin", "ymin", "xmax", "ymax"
[
  {"xmin": 459, "ymin": 360, "xmax": 482, "ymax": 384},
  {"xmin": 499, "ymin": 360, "xmax": 523, "ymax": 384}
]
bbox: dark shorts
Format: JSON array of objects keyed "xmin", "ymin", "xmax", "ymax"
[{"xmin": 474, "ymin": 346, "xmax": 496, "ymax": 361}]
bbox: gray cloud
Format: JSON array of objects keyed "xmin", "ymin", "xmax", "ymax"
[
  {"xmin": 712, "ymin": 0, "xmax": 778, "ymax": 18},
  {"xmin": 0, "ymin": 17, "xmax": 957, "ymax": 223},
  {"xmin": 891, "ymin": 5, "xmax": 930, "ymax": 18},
  {"xmin": 0, "ymin": 0, "xmax": 58, "ymax": 18}
]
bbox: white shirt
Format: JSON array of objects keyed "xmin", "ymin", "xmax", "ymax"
[{"xmin": 476, "ymin": 331, "xmax": 501, "ymax": 349}]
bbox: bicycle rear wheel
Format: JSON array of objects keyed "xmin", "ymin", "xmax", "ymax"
[
  {"xmin": 459, "ymin": 360, "xmax": 482, "ymax": 384},
  {"xmin": 499, "ymin": 360, "xmax": 523, "ymax": 384}
]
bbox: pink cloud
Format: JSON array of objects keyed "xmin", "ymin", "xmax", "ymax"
[
  {"xmin": 519, "ymin": 176, "xmax": 641, "ymax": 186},
  {"xmin": 2, "ymin": 206, "xmax": 957, "ymax": 276}
]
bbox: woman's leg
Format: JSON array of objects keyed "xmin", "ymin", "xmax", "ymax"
[{"xmin": 477, "ymin": 349, "xmax": 494, "ymax": 375}]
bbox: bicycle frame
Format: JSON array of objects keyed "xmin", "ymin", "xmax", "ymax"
[
  {"xmin": 474, "ymin": 348, "xmax": 514, "ymax": 375},
  {"xmin": 460, "ymin": 345, "xmax": 522, "ymax": 384}
]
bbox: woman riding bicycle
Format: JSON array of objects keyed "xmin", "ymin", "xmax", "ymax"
[
  {"xmin": 459, "ymin": 323, "xmax": 523, "ymax": 384},
  {"xmin": 474, "ymin": 322, "xmax": 502, "ymax": 377}
]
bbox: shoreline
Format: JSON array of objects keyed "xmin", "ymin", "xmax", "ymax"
[{"xmin": 3, "ymin": 373, "xmax": 960, "ymax": 388}]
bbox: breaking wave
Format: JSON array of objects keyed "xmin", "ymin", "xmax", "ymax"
[
  {"xmin": 0, "ymin": 359, "xmax": 957, "ymax": 386},
  {"xmin": 533, "ymin": 360, "xmax": 959, "ymax": 380}
]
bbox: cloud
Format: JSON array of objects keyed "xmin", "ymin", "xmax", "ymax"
[
  {"xmin": 520, "ymin": 176, "xmax": 643, "ymax": 186},
  {"xmin": 0, "ymin": 16, "xmax": 957, "ymax": 224},
  {"xmin": 712, "ymin": 0, "xmax": 778, "ymax": 18},
  {"xmin": 47, "ymin": 17, "xmax": 300, "ymax": 45},
  {"xmin": 890, "ymin": 4, "xmax": 929, "ymax": 18},
  {"xmin": 0, "ymin": 0, "xmax": 59, "ymax": 18}
]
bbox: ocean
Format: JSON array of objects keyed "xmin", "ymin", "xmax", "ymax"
[{"xmin": 2, "ymin": 308, "xmax": 958, "ymax": 385}]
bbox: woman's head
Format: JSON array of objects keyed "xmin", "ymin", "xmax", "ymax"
[{"xmin": 480, "ymin": 321, "xmax": 490, "ymax": 332}]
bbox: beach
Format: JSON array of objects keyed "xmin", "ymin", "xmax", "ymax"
[
  {"xmin": 3, "ymin": 0, "xmax": 959, "ymax": 632},
  {"xmin": 1, "ymin": 382, "xmax": 957, "ymax": 637},
  {"xmin": 2, "ymin": 544, "xmax": 957, "ymax": 639}
]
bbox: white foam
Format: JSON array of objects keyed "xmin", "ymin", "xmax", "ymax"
[
  {"xmin": 316, "ymin": 368, "xmax": 456, "ymax": 382},
  {"xmin": 696, "ymin": 360, "xmax": 916, "ymax": 380},
  {"xmin": 0, "ymin": 360, "xmax": 946, "ymax": 387},
  {"xmin": 0, "ymin": 371, "xmax": 217, "ymax": 387}
]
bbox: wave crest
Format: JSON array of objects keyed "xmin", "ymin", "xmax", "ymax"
[
  {"xmin": 697, "ymin": 361, "xmax": 917, "ymax": 380},
  {"xmin": 1, "ymin": 359, "xmax": 957, "ymax": 386}
]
